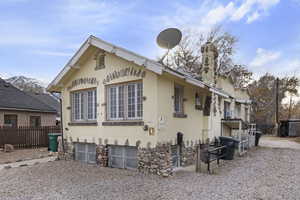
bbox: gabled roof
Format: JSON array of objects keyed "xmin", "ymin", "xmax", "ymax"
[
  {"xmin": 0, "ymin": 78, "xmax": 57, "ymax": 113},
  {"xmin": 27, "ymin": 92, "xmax": 60, "ymax": 115},
  {"xmin": 47, "ymin": 35, "xmax": 230, "ymax": 98}
]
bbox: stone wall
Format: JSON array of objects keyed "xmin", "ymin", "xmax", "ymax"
[
  {"xmin": 57, "ymin": 139, "xmax": 74, "ymax": 160},
  {"xmin": 96, "ymin": 145, "xmax": 108, "ymax": 167},
  {"xmin": 181, "ymin": 145, "xmax": 196, "ymax": 167},
  {"xmin": 138, "ymin": 144, "xmax": 173, "ymax": 177}
]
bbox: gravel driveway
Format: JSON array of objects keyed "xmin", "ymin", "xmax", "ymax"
[
  {"xmin": 0, "ymin": 147, "xmax": 299, "ymax": 200},
  {"xmin": 260, "ymin": 136, "xmax": 300, "ymax": 149},
  {"xmin": 0, "ymin": 148, "xmax": 49, "ymax": 164}
]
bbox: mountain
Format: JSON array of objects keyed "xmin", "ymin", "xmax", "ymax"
[{"xmin": 5, "ymin": 76, "xmax": 47, "ymax": 93}]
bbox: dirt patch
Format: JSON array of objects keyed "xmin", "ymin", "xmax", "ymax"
[
  {"xmin": 292, "ymin": 137, "xmax": 300, "ymax": 144},
  {"xmin": 0, "ymin": 148, "xmax": 49, "ymax": 164}
]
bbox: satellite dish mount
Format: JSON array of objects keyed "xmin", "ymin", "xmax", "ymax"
[{"xmin": 156, "ymin": 28, "xmax": 182, "ymax": 64}]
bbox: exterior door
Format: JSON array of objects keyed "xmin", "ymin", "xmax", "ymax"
[
  {"xmin": 74, "ymin": 143, "xmax": 96, "ymax": 164},
  {"xmin": 108, "ymin": 146, "xmax": 137, "ymax": 169}
]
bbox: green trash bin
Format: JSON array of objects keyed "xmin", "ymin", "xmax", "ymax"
[{"xmin": 48, "ymin": 133, "xmax": 61, "ymax": 152}]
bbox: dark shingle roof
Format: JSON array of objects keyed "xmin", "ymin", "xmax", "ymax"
[
  {"xmin": 0, "ymin": 78, "xmax": 57, "ymax": 113},
  {"xmin": 27, "ymin": 92, "xmax": 61, "ymax": 115}
]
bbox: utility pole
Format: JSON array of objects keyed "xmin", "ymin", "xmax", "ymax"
[
  {"xmin": 288, "ymin": 95, "xmax": 293, "ymax": 119},
  {"xmin": 275, "ymin": 78, "xmax": 280, "ymax": 136}
]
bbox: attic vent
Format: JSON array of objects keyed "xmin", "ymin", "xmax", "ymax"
[{"xmin": 95, "ymin": 52, "xmax": 106, "ymax": 70}]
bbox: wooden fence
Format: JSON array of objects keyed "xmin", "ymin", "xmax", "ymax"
[{"xmin": 0, "ymin": 126, "xmax": 61, "ymax": 149}]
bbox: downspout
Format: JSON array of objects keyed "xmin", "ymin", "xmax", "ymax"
[
  {"xmin": 51, "ymin": 92, "xmax": 65, "ymax": 153},
  {"xmin": 59, "ymin": 97, "xmax": 65, "ymax": 153}
]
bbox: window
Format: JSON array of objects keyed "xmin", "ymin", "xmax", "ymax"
[
  {"xmin": 203, "ymin": 96, "xmax": 211, "ymax": 116},
  {"xmin": 30, "ymin": 116, "xmax": 41, "ymax": 127},
  {"xmin": 95, "ymin": 53, "xmax": 105, "ymax": 70},
  {"xmin": 71, "ymin": 89, "xmax": 97, "ymax": 122},
  {"xmin": 4, "ymin": 115, "xmax": 18, "ymax": 127},
  {"xmin": 174, "ymin": 84, "xmax": 184, "ymax": 114},
  {"xmin": 107, "ymin": 82, "xmax": 143, "ymax": 120},
  {"xmin": 224, "ymin": 101, "xmax": 231, "ymax": 118},
  {"xmin": 245, "ymin": 107, "xmax": 249, "ymax": 122}
]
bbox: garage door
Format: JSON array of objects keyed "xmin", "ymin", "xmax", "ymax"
[
  {"xmin": 108, "ymin": 146, "xmax": 137, "ymax": 169},
  {"xmin": 74, "ymin": 143, "xmax": 96, "ymax": 164}
]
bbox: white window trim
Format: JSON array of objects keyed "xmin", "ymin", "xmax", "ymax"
[
  {"xmin": 71, "ymin": 89, "xmax": 97, "ymax": 122},
  {"xmin": 174, "ymin": 84, "xmax": 184, "ymax": 114},
  {"xmin": 106, "ymin": 82, "xmax": 143, "ymax": 121}
]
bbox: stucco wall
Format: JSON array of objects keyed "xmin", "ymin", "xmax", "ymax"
[
  {"xmin": 61, "ymin": 48, "xmax": 158, "ymax": 148},
  {"xmin": 59, "ymin": 46, "xmax": 251, "ymax": 148},
  {"xmin": 0, "ymin": 110, "xmax": 56, "ymax": 127},
  {"xmin": 156, "ymin": 74, "xmax": 210, "ymax": 144}
]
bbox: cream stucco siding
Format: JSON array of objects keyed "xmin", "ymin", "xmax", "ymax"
[
  {"xmin": 51, "ymin": 38, "xmax": 251, "ymax": 149},
  {"xmin": 156, "ymin": 74, "xmax": 210, "ymax": 143},
  {"xmin": 61, "ymin": 49, "xmax": 159, "ymax": 147}
]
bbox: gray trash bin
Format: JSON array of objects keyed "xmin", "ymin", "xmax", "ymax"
[{"xmin": 219, "ymin": 136, "xmax": 240, "ymax": 160}]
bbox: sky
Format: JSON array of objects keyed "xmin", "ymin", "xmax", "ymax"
[{"xmin": 0, "ymin": 0, "xmax": 300, "ymax": 84}]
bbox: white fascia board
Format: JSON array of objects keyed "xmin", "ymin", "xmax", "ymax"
[
  {"xmin": 90, "ymin": 36, "xmax": 163, "ymax": 74},
  {"xmin": 47, "ymin": 38, "xmax": 91, "ymax": 91},
  {"xmin": 209, "ymin": 88, "xmax": 230, "ymax": 98},
  {"xmin": 163, "ymin": 68, "xmax": 185, "ymax": 79},
  {"xmin": 69, "ymin": 41, "xmax": 91, "ymax": 66},
  {"xmin": 235, "ymin": 99, "xmax": 252, "ymax": 104},
  {"xmin": 186, "ymin": 78, "xmax": 205, "ymax": 88},
  {"xmin": 48, "ymin": 35, "xmax": 164, "ymax": 91}
]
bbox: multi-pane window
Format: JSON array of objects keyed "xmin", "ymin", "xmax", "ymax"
[
  {"xmin": 30, "ymin": 116, "xmax": 41, "ymax": 127},
  {"xmin": 107, "ymin": 82, "xmax": 143, "ymax": 120},
  {"xmin": 224, "ymin": 101, "xmax": 231, "ymax": 118},
  {"xmin": 4, "ymin": 115, "xmax": 18, "ymax": 127},
  {"xmin": 71, "ymin": 89, "xmax": 97, "ymax": 122},
  {"xmin": 245, "ymin": 107, "xmax": 249, "ymax": 122},
  {"xmin": 174, "ymin": 84, "xmax": 184, "ymax": 114}
]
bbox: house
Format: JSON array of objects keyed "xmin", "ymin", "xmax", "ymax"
[
  {"xmin": 47, "ymin": 36, "xmax": 251, "ymax": 176},
  {"xmin": 0, "ymin": 78, "xmax": 57, "ymax": 127},
  {"xmin": 27, "ymin": 92, "xmax": 61, "ymax": 125}
]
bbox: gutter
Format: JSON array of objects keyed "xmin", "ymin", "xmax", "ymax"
[{"xmin": 0, "ymin": 107, "xmax": 57, "ymax": 113}]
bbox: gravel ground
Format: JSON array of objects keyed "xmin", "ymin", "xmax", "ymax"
[
  {"xmin": 0, "ymin": 147, "xmax": 299, "ymax": 200},
  {"xmin": 260, "ymin": 136, "xmax": 300, "ymax": 149},
  {"xmin": 0, "ymin": 148, "xmax": 49, "ymax": 164}
]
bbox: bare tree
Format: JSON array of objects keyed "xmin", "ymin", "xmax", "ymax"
[
  {"xmin": 160, "ymin": 26, "xmax": 252, "ymax": 88},
  {"xmin": 248, "ymin": 73, "xmax": 299, "ymax": 124}
]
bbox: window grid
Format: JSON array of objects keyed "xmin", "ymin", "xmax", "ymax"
[
  {"xmin": 71, "ymin": 89, "xmax": 97, "ymax": 122},
  {"xmin": 174, "ymin": 85, "xmax": 184, "ymax": 114},
  {"xmin": 107, "ymin": 82, "xmax": 143, "ymax": 121}
]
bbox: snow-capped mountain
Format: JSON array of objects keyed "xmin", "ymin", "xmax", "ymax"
[{"xmin": 5, "ymin": 76, "xmax": 47, "ymax": 93}]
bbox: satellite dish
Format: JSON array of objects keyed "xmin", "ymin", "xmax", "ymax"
[{"xmin": 156, "ymin": 28, "xmax": 182, "ymax": 49}]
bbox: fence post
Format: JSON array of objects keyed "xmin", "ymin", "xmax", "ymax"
[{"xmin": 196, "ymin": 144, "xmax": 201, "ymax": 173}]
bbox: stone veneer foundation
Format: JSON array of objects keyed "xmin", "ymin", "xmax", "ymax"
[
  {"xmin": 138, "ymin": 144, "xmax": 173, "ymax": 177},
  {"xmin": 58, "ymin": 139, "xmax": 197, "ymax": 177}
]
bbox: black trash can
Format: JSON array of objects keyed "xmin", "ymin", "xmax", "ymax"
[
  {"xmin": 255, "ymin": 131, "xmax": 262, "ymax": 146},
  {"xmin": 219, "ymin": 136, "xmax": 240, "ymax": 160}
]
